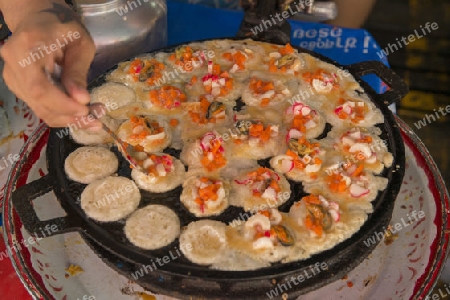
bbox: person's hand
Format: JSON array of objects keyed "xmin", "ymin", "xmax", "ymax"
[{"xmin": 0, "ymin": 1, "xmax": 101, "ymax": 129}]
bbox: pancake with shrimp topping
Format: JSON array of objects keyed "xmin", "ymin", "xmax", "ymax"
[
  {"xmin": 228, "ymin": 117, "xmax": 284, "ymax": 160},
  {"xmin": 230, "ymin": 167, "xmax": 291, "ymax": 212},
  {"xmin": 116, "ymin": 115, "xmax": 172, "ymax": 153},
  {"xmin": 131, "ymin": 153, "xmax": 185, "ymax": 193},
  {"xmin": 180, "ymin": 173, "xmax": 230, "ymax": 217}
]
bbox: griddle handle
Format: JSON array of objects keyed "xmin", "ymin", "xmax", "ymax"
[
  {"xmin": 345, "ymin": 61, "xmax": 409, "ymax": 106},
  {"xmin": 12, "ymin": 174, "xmax": 76, "ymax": 238}
]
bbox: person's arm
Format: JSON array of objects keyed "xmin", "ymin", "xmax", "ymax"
[
  {"xmin": 327, "ymin": 0, "xmax": 376, "ymax": 28},
  {"xmin": 0, "ymin": 0, "xmax": 100, "ymax": 128}
]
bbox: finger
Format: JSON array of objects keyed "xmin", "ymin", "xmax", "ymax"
[
  {"xmin": 61, "ymin": 31, "xmax": 96, "ymax": 105},
  {"xmin": 3, "ymin": 58, "xmax": 75, "ymax": 127},
  {"xmin": 64, "ymin": 80, "xmax": 91, "ymax": 105},
  {"xmin": 88, "ymin": 103, "xmax": 107, "ymax": 119},
  {"xmin": 2, "ymin": 38, "xmax": 90, "ymax": 118},
  {"xmin": 63, "ymin": 114, "xmax": 103, "ymax": 130},
  {"xmin": 4, "ymin": 63, "xmax": 102, "ymax": 129},
  {"xmin": 27, "ymin": 66, "xmax": 90, "ymax": 116}
]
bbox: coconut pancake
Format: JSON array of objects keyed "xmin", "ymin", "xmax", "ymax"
[
  {"xmin": 80, "ymin": 176, "xmax": 140, "ymax": 222},
  {"xmin": 116, "ymin": 115, "xmax": 172, "ymax": 153},
  {"xmin": 227, "ymin": 118, "xmax": 284, "ymax": 160},
  {"xmin": 64, "ymin": 146, "xmax": 118, "ymax": 184},
  {"xmin": 226, "ymin": 210, "xmax": 292, "ymax": 263},
  {"xmin": 90, "ymin": 82, "xmax": 138, "ymax": 119},
  {"xmin": 283, "ymin": 101, "xmax": 326, "ymax": 139},
  {"xmin": 124, "ymin": 205, "xmax": 180, "ymax": 250},
  {"xmin": 70, "ymin": 116, "xmax": 121, "ymax": 145},
  {"xmin": 107, "ymin": 53, "xmax": 175, "ymax": 90},
  {"xmin": 179, "ymin": 220, "xmax": 228, "ymax": 265},
  {"xmin": 270, "ymin": 137, "xmax": 327, "ymax": 183},
  {"xmin": 180, "ymin": 174, "xmax": 230, "ymax": 217},
  {"xmin": 230, "ymin": 167, "xmax": 291, "ymax": 212},
  {"xmin": 131, "ymin": 154, "xmax": 185, "ymax": 193}
]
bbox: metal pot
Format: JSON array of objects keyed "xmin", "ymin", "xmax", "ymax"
[{"xmin": 73, "ymin": 0, "xmax": 167, "ymax": 80}]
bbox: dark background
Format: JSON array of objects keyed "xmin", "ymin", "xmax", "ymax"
[{"xmin": 364, "ymin": 0, "xmax": 450, "ymax": 189}]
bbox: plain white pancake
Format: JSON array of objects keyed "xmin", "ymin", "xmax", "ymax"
[
  {"xmin": 125, "ymin": 204, "xmax": 180, "ymax": 250},
  {"xmin": 90, "ymin": 82, "xmax": 136, "ymax": 113},
  {"xmin": 179, "ymin": 220, "xmax": 227, "ymax": 265},
  {"xmin": 70, "ymin": 116, "xmax": 122, "ymax": 145},
  {"xmin": 80, "ymin": 176, "xmax": 141, "ymax": 222},
  {"xmin": 64, "ymin": 146, "xmax": 118, "ymax": 184}
]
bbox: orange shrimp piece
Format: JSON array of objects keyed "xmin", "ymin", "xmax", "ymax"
[
  {"xmin": 200, "ymin": 139, "xmax": 227, "ymax": 171},
  {"xmin": 303, "ymin": 195, "xmax": 322, "ymax": 205},
  {"xmin": 279, "ymin": 44, "xmax": 295, "ymax": 55},
  {"xmin": 268, "ymin": 179, "xmax": 281, "ymax": 193},
  {"xmin": 198, "ymin": 180, "xmax": 220, "ymax": 202},
  {"xmin": 202, "ymin": 64, "xmax": 234, "ymax": 96},
  {"xmin": 305, "ymin": 216, "xmax": 323, "ymax": 236},
  {"xmin": 144, "ymin": 154, "xmax": 173, "ymax": 177},
  {"xmin": 188, "ymin": 96, "xmax": 225, "ymax": 124},
  {"xmin": 353, "ymin": 103, "xmax": 366, "ymax": 122},
  {"xmin": 222, "ymin": 52, "xmax": 233, "ymax": 61},
  {"xmin": 149, "ymin": 86, "xmax": 187, "ymax": 109},
  {"xmin": 352, "ymin": 164, "xmax": 365, "ymax": 177},
  {"xmin": 129, "ymin": 117, "xmax": 164, "ymax": 140},
  {"xmin": 261, "ymin": 98, "xmax": 271, "ymax": 107},
  {"xmin": 357, "ymin": 135, "xmax": 373, "ymax": 143},
  {"xmin": 326, "ymin": 173, "xmax": 348, "ymax": 193},
  {"xmin": 244, "ymin": 167, "xmax": 281, "ymax": 196},
  {"xmin": 249, "ymin": 78, "xmax": 275, "ymax": 95},
  {"xmin": 128, "ymin": 59, "xmax": 143, "ymax": 79},
  {"xmin": 222, "ymin": 50, "xmax": 248, "ymax": 70},
  {"xmin": 259, "ymin": 210, "xmax": 271, "ymax": 218},
  {"xmin": 291, "ymin": 112, "xmax": 314, "ymax": 133},
  {"xmin": 268, "ymin": 60, "xmax": 278, "ymax": 73},
  {"xmin": 248, "ymin": 123, "xmax": 273, "ymax": 142},
  {"xmin": 169, "ymin": 46, "xmax": 201, "ymax": 72},
  {"xmin": 128, "ymin": 59, "xmax": 165, "ymax": 85},
  {"xmin": 305, "ymin": 69, "xmax": 340, "ymax": 91},
  {"xmin": 234, "ymin": 51, "xmax": 247, "ymax": 69},
  {"xmin": 212, "ymin": 64, "xmax": 221, "ymax": 76}
]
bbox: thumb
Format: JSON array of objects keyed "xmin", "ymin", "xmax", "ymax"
[{"xmin": 61, "ymin": 33, "xmax": 96, "ymax": 105}]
